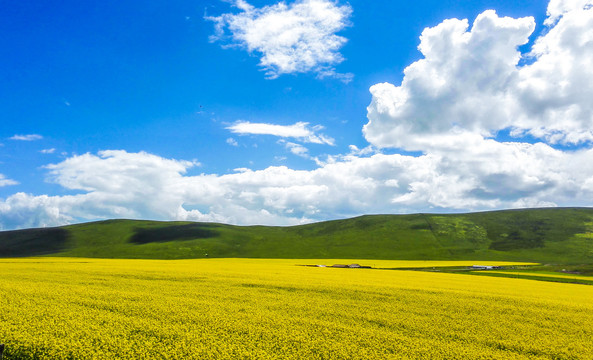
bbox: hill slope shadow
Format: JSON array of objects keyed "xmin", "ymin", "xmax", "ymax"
[
  {"xmin": 0, "ymin": 228, "xmax": 69, "ymax": 257},
  {"xmin": 130, "ymin": 224, "xmax": 219, "ymax": 244}
]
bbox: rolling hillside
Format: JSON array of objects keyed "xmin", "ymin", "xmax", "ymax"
[{"xmin": 1, "ymin": 208, "xmax": 593, "ymax": 263}]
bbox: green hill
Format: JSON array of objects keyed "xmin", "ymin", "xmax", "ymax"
[{"xmin": 1, "ymin": 208, "xmax": 593, "ymax": 263}]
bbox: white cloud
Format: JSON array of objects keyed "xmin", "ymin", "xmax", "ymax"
[
  {"xmin": 545, "ymin": 0, "xmax": 593, "ymax": 25},
  {"xmin": 364, "ymin": 10, "xmax": 535, "ymax": 150},
  {"xmin": 0, "ymin": 192, "xmax": 73, "ymax": 230},
  {"xmin": 0, "ymin": 174, "xmax": 18, "ymax": 187},
  {"xmin": 318, "ymin": 144, "xmax": 378, "ymax": 165},
  {"xmin": 44, "ymin": 150, "xmax": 197, "ymax": 193},
  {"xmin": 10, "ymin": 134, "xmax": 43, "ymax": 141},
  {"xmin": 227, "ymin": 121, "xmax": 334, "ymax": 145},
  {"xmin": 207, "ymin": 0, "xmax": 352, "ymax": 80},
  {"xmin": 281, "ymin": 140, "xmax": 309, "ymax": 157},
  {"xmin": 40, "ymin": 148, "xmax": 56, "ymax": 154},
  {"xmin": 516, "ymin": 0, "xmax": 593, "ymax": 143},
  {"xmin": 226, "ymin": 138, "xmax": 239, "ymax": 146},
  {"xmin": 364, "ymin": 2, "xmax": 593, "ymax": 149}
]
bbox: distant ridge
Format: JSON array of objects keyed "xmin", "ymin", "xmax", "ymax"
[{"xmin": 1, "ymin": 208, "xmax": 592, "ymax": 263}]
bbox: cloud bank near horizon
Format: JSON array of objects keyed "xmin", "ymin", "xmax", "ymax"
[
  {"xmin": 2, "ymin": 141, "xmax": 593, "ymax": 230},
  {"xmin": 2, "ymin": 0, "xmax": 593, "ymax": 230}
]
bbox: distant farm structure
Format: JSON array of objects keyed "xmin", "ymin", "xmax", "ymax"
[
  {"xmin": 304, "ymin": 263, "xmax": 372, "ymax": 268},
  {"xmin": 332, "ymin": 264, "xmax": 372, "ymax": 269},
  {"xmin": 471, "ymin": 265, "xmax": 502, "ymax": 270}
]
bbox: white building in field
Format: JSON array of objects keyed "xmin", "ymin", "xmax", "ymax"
[{"xmin": 471, "ymin": 265, "xmax": 501, "ymax": 270}]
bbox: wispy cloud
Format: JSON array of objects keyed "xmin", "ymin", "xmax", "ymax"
[
  {"xmin": 0, "ymin": 174, "xmax": 18, "ymax": 187},
  {"xmin": 40, "ymin": 148, "xmax": 56, "ymax": 154},
  {"xmin": 207, "ymin": 0, "xmax": 352, "ymax": 80},
  {"xmin": 227, "ymin": 121, "xmax": 334, "ymax": 145},
  {"xmin": 10, "ymin": 134, "xmax": 43, "ymax": 141},
  {"xmin": 280, "ymin": 140, "xmax": 310, "ymax": 158},
  {"xmin": 226, "ymin": 138, "xmax": 239, "ymax": 147}
]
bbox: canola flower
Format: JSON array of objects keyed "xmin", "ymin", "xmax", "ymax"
[{"xmin": 0, "ymin": 258, "xmax": 592, "ymax": 359}]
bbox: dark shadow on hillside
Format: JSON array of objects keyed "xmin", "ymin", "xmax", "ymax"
[
  {"xmin": 489, "ymin": 229, "xmax": 545, "ymax": 250},
  {"xmin": 0, "ymin": 228, "xmax": 70, "ymax": 257},
  {"xmin": 130, "ymin": 224, "xmax": 219, "ymax": 244}
]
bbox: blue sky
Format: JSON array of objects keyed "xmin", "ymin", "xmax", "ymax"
[{"xmin": 1, "ymin": 0, "xmax": 593, "ymax": 229}]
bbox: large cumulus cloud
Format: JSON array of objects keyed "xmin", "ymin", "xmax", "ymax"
[{"xmin": 364, "ymin": 0, "xmax": 593, "ymax": 148}]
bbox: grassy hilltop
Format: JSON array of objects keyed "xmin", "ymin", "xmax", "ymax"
[{"xmin": 1, "ymin": 207, "xmax": 593, "ymax": 263}]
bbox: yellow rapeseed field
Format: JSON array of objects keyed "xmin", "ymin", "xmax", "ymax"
[
  {"xmin": 489, "ymin": 271, "xmax": 593, "ymax": 282},
  {"xmin": 1, "ymin": 258, "xmax": 592, "ymax": 359}
]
